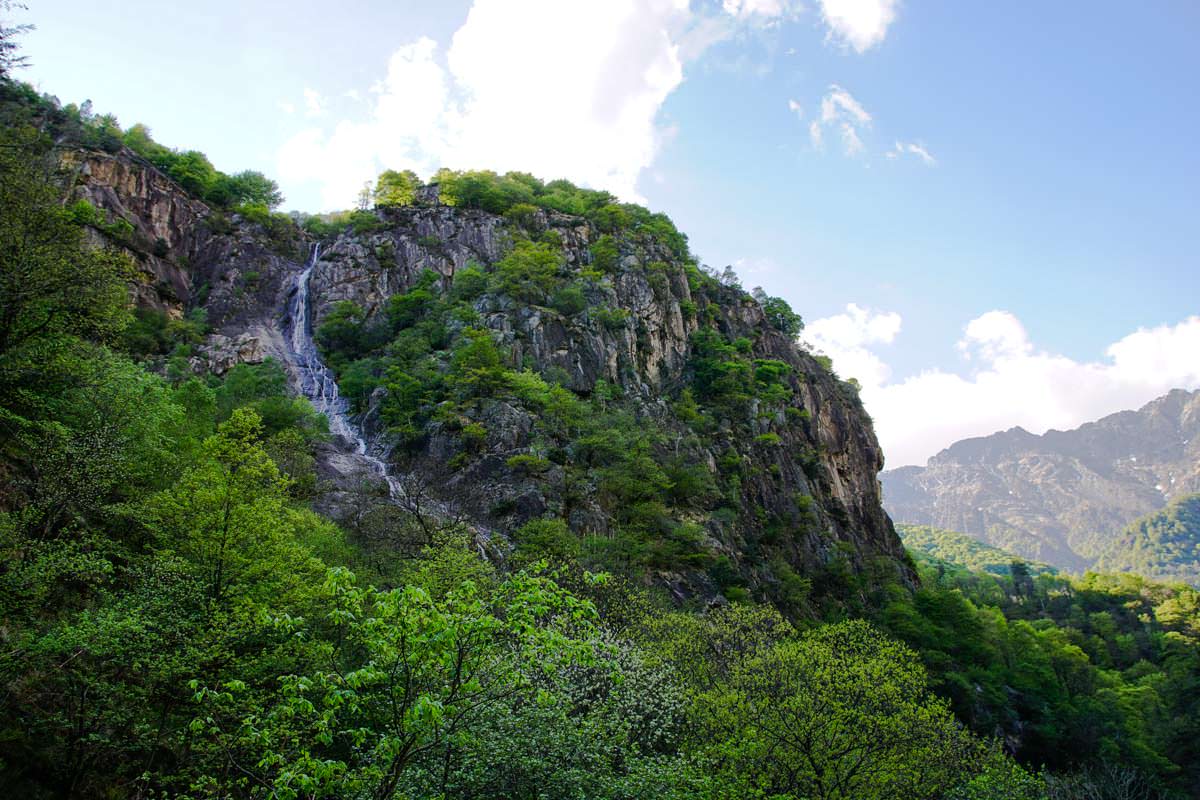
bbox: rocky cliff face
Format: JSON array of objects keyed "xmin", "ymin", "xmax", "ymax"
[
  {"xmin": 882, "ymin": 389, "xmax": 1200, "ymax": 571},
  {"xmin": 306, "ymin": 201, "xmax": 909, "ymax": 599},
  {"xmin": 62, "ymin": 147, "xmax": 305, "ymax": 372},
  {"xmin": 63, "ymin": 149, "xmax": 208, "ymax": 314},
  {"xmin": 66, "ymin": 147, "xmax": 910, "ymax": 603}
]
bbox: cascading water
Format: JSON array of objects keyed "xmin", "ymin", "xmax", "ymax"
[
  {"xmin": 288, "ymin": 244, "xmax": 404, "ymax": 499},
  {"xmin": 286, "ymin": 244, "xmax": 495, "ymax": 551}
]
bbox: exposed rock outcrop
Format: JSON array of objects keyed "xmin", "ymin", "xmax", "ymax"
[
  {"xmin": 305, "ymin": 204, "xmax": 910, "ymax": 595},
  {"xmin": 62, "ymin": 147, "xmax": 306, "ymax": 358},
  {"xmin": 63, "ymin": 149, "xmax": 209, "ymax": 314}
]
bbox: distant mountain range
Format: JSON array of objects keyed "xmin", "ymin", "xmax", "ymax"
[{"xmin": 882, "ymin": 389, "xmax": 1200, "ymax": 577}]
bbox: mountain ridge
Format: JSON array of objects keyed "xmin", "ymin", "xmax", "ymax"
[{"xmin": 882, "ymin": 388, "xmax": 1200, "ymax": 572}]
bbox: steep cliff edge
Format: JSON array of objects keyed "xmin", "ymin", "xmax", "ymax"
[{"xmin": 63, "ymin": 146, "xmax": 910, "ymax": 605}]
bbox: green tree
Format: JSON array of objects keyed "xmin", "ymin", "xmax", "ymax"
[
  {"xmin": 0, "ymin": 128, "xmax": 132, "ymax": 375},
  {"xmin": 753, "ymin": 288, "xmax": 804, "ymax": 336},
  {"xmin": 0, "ymin": 1, "xmax": 32, "ymax": 78},
  {"xmin": 491, "ymin": 240, "xmax": 563, "ymax": 303},
  {"xmin": 225, "ymin": 169, "xmax": 284, "ymax": 209},
  {"xmin": 144, "ymin": 407, "xmax": 322, "ymax": 605},
  {"xmin": 374, "ymin": 168, "xmax": 419, "ymax": 207},
  {"xmin": 697, "ymin": 619, "xmax": 985, "ymax": 799},
  {"xmin": 189, "ymin": 565, "xmax": 601, "ymax": 799},
  {"xmin": 166, "ymin": 149, "xmax": 219, "ymax": 198}
]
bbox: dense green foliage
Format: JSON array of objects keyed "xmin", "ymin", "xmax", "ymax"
[
  {"xmin": 429, "ymin": 168, "xmax": 691, "ymax": 259},
  {"xmin": 1096, "ymin": 495, "xmax": 1200, "ymax": 586},
  {"xmin": 885, "ymin": 536, "xmax": 1200, "ymax": 794},
  {"xmin": 373, "ymin": 167, "xmax": 420, "ymax": 207}
]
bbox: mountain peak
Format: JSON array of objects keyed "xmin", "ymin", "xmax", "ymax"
[{"xmin": 882, "ymin": 388, "xmax": 1200, "ymax": 572}]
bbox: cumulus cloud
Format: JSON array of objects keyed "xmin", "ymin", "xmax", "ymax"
[
  {"xmin": 303, "ymin": 88, "xmax": 325, "ymax": 118},
  {"xmin": 787, "ymin": 98, "xmax": 803, "ymax": 118},
  {"xmin": 886, "ymin": 139, "xmax": 936, "ymax": 165},
  {"xmin": 804, "ymin": 309, "xmax": 1200, "ymax": 467},
  {"xmin": 804, "ymin": 304, "xmax": 902, "ymax": 389},
  {"xmin": 810, "ymin": 84, "xmax": 871, "ymax": 155},
  {"xmin": 818, "ymin": 0, "xmax": 900, "ymax": 53},
  {"xmin": 278, "ymin": 0, "xmax": 899, "ymax": 208},
  {"xmin": 279, "ymin": 0, "xmax": 694, "ymax": 209}
]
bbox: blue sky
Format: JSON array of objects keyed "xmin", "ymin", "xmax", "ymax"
[{"xmin": 15, "ymin": 0, "xmax": 1200, "ymax": 465}]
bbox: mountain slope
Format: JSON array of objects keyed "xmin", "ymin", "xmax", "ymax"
[
  {"xmin": 57, "ymin": 136, "xmax": 911, "ymax": 604},
  {"xmin": 882, "ymin": 389, "xmax": 1200, "ymax": 571},
  {"xmin": 1096, "ymin": 494, "xmax": 1200, "ymax": 585}
]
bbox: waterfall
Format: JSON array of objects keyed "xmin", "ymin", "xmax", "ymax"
[{"xmin": 288, "ymin": 244, "xmax": 404, "ymax": 499}]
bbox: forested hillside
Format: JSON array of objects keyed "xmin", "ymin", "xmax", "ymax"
[
  {"xmin": 1097, "ymin": 495, "xmax": 1200, "ymax": 586},
  {"xmin": 2, "ymin": 61, "xmax": 1199, "ymax": 800},
  {"xmin": 899, "ymin": 524, "xmax": 1058, "ymax": 576}
]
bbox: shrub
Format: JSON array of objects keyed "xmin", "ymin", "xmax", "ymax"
[
  {"xmin": 348, "ymin": 209, "xmax": 387, "ymax": 235},
  {"xmin": 590, "ymin": 234, "xmax": 620, "ymax": 273},
  {"xmin": 506, "ymin": 453, "xmax": 551, "ymax": 475},
  {"xmin": 450, "ymin": 264, "xmax": 489, "ymax": 302},
  {"xmin": 513, "ymin": 518, "xmax": 579, "ymax": 562},
  {"xmin": 504, "ymin": 202, "xmax": 541, "ymax": 230},
  {"xmin": 491, "ymin": 240, "xmax": 562, "ymax": 304},
  {"xmin": 387, "ymin": 271, "xmax": 440, "ymax": 331},
  {"xmin": 592, "ymin": 306, "xmax": 629, "ymax": 331},
  {"xmin": 551, "ymin": 283, "xmax": 587, "ymax": 316}
]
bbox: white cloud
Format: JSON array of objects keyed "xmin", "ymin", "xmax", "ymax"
[
  {"xmin": 809, "ymin": 119, "xmax": 823, "ymax": 149},
  {"xmin": 810, "ymin": 84, "xmax": 871, "ymax": 155},
  {"xmin": 303, "ymin": 87, "xmax": 325, "ymax": 117},
  {"xmin": 887, "ymin": 139, "xmax": 936, "ymax": 165},
  {"xmin": 821, "ymin": 84, "xmax": 871, "ymax": 125},
  {"xmin": 840, "ymin": 123, "xmax": 864, "ymax": 155},
  {"xmin": 722, "ymin": 0, "xmax": 790, "ymax": 18},
  {"xmin": 277, "ymin": 101, "xmax": 296, "ymax": 115},
  {"xmin": 787, "ymin": 98, "xmax": 803, "ymax": 118},
  {"xmin": 279, "ymin": 0, "xmax": 900, "ymax": 208},
  {"xmin": 958, "ymin": 310, "xmax": 1031, "ymax": 361},
  {"xmin": 804, "ymin": 303, "xmax": 902, "ymax": 389},
  {"xmin": 804, "ymin": 309, "xmax": 1200, "ymax": 467},
  {"xmin": 818, "ymin": 0, "xmax": 899, "ymax": 53},
  {"xmin": 278, "ymin": 0, "xmax": 696, "ymax": 210}
]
